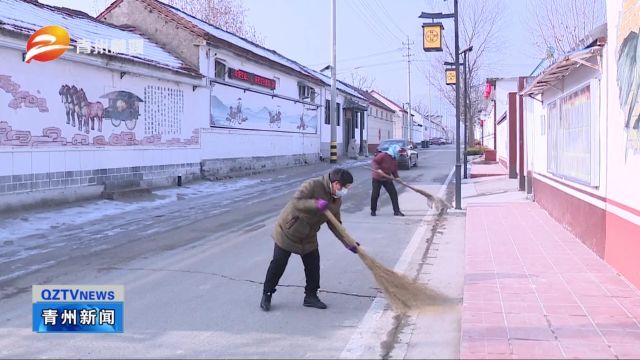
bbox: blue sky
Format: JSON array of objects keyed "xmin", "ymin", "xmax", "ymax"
[{"xmin": 40, "ymin": 0, "xmax": 541, "ymax": 122}]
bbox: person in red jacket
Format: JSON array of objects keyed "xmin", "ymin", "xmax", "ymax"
[{"xmin": 371, "ymin": 144, "xmax": 404, "ymax": 216}]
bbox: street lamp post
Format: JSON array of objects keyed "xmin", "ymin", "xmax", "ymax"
[
  {"xmin": 420, "ymin": 0, "xmax": 462, "ymax": 210},
  {"xmin": 461, "ymin": 46, "xmax": 473, "ymax": 179}
]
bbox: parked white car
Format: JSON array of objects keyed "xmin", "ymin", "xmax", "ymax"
[{"xmin": 375, "ymin": 139, "xmax": 418, "ymax": 170}]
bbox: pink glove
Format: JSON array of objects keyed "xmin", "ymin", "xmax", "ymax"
[{"xmin": 315, "ymin": 198, "xmax": 328, "ymax": 211}]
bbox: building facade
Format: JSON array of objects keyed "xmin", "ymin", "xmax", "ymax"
[
  {"xmin": 100, "ymin": 0, "xmax": 331, "ymax": 178},
  {"xmin": 522, "ymin": 4, "xmax": 640, "ymax": 287},
  {"xmin": 370, "ymin": 90, "xmax": 407, "ymax": 140},
  {"xmin": 0, "ymin": 0, "xmax": 205, "ymax": 211}
]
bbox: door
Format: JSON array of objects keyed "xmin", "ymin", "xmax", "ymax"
[{"xmin": 343, "ymin": 109, "xmax": 353, "ymax": 155}]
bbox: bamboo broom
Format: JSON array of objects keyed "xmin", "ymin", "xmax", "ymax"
[
  {"xmin": 323, "ymin": 210, "xmax": 450, "ymax": 313},
  {"xmin": 369, "ymin": 167, "xmax": 452, "ymax": 212}
]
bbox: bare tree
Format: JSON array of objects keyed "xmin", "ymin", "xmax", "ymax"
[
  {"xmin": 527, "ymin": 0, "xmax": 606, "ymax": 58},
  {"xmin": 346, "ymin": 72, "xmax": 375, "ymax": 90},
  {"xmin": 422, "ymin": 0, "xmax": 504, "ymax": 145},
  {"xmin": 165, "ymin": 0, "xmax": 264, "ymax": 45},
  {"xmin": 413, "ymin": 102, "xmax": 438, "ymax": 121}
]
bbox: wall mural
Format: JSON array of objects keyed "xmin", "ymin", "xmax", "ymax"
[
  {"xmin": 58, "ymin": 84, "xmax": 105, "ymax": 134},
  {"xmin": 0, "ymin": 121, "xmax": 199, "ymax": 147},
  {"xmin": 618, "ymin": 0, "xmax": 640, "ymax": 156},
  {"xmin": 102, "ymin": 90, "xmax": 142, "ymax": 131},
  {"xmin": 210, "ymin": 83, "xmax": 318, "ymax": 134},
  {"xmin": 0, "ymin": 73, "xmax": 198, "ymax": 148},
  {"xmin": 0, "ymin": 75, "xmax": 49, "ymax": 112},
  {"xmin": 144, "ymin": 85, "xmax": 183, "ymax": 136}
]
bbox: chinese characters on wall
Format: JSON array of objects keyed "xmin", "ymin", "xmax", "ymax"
[{"xmin": 144, "ymin": 85, "xmax": 184, "ymax": 136}]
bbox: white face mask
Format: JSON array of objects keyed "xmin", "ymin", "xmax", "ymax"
[{"xmin": 334, "ymin": 187, "xmax": 349, "ymax": 198}]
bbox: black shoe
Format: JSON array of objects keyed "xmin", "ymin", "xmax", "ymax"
[
  {"xmin": 260, "ymin": 293, "xmax": 272, "ymax": 311},
  {"xmin": 303, "ymin": 294, "xmax": 327, "ymax": 309},
  {"xmin": 394, "ymin": 211, "xmax": 405, "ymax": 216},
  {"xmin": 371, "ymin": 210, "xmax": 376, "ymax": 216}
]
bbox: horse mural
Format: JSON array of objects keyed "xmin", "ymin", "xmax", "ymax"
[
  {"xmin": 72, "ymin": 88, "xmax": 104, "ymax": 134},
  {"xmin": 59, "ymin": 84, "xmax": 106, "ymax": 134},
  {"xmin": 226, "ymin": 97, "xmax": 248, "ymax": 125},
  {"xmin": 297, "ymin": 114, "xmax": 307, "ymax": 131},
  {"xmin": 268, "ymin": 106, "xmax": 282, "ymax": 128},
  {"xmin": 297, "ymin": 106, "xmax": 308, "ymax": 131},
  {"xmin": 58, "ymin": 84, "xmax": 77, "ymax": 127},
  {"xmin": 70, "ymin": 85, "xmax": 83, "ymax": 131},
  {"xmin": 79, "ymin": 89, "xmax": 105, "ymax": 133}
]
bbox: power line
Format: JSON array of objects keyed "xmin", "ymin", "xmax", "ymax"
[
  {"xmin": 343, "ymin": 0, "xmax": 392, "ymax": 45},
  {"xmin": 306, "ymin": 47, "xmax": 403, "ymax": 68},
  {"xmin": 369, "ymin": 0, "xmax": 407, "ymax": 38},
  {"xmin": 336, "ymin": 59, "xmax": 406, "ymax": 74},
  {"xmin": 357, "ymin": 0, "xmax": 404, "ymax": 43},
  {"xmin": 346, "ymin": 0, "xmax": 399, "ymax": 48}
]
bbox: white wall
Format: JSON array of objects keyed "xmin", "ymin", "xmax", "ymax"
[
  {"xmin": 367, "ymin": 104, "xmax": 394, "ymax": 146},
  {"xmin": 411, "ymin": 112, "xmax": 424, "ymax": 143},
  {"xmin": 484, "ymin": 99, "xmax": 496, "ymax": 149},
  {"xmin": 605, "ymin": 0, "xmax": 640, "ymax": 211},
  {"xmin": 524, "ymin": 96, "xmax": 546, "ymax": 176},
  {"xmin": 370, "ymin": 92, "xmax": 405, "ymax": 140},
  {"xmin": 319, "ymin": 89, "xmax": 346, "ymax": 145},
  {"xmin": 0, "ymin": 45, "xmax": 206, "ymax": 177},
  {"xmin": 199, "ymin": 128, "xmax": 318, "ymax": 159},
  {"xmin": 494, "ymin": 79, "xmax": 518, "ymax": 162},
  {"xmin": 203, "ymin": 46, "xmax": 321, "ymax": 158},
  {"xmin": 495, "ymin": 79, "xmax": 518, "ymax": 121}
]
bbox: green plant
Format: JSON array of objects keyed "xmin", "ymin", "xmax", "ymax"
[{"xmin": 465, "ymin": 146, "xmax": 485, "ymax": 156}]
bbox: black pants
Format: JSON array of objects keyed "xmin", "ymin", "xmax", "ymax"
[
  {"xmin": 263, "ymin": 243, "xmax": 320, "ymax": 296},
  {"xmin": 371, "ymin": 179, "xmax": 400, "ymax": 213}
]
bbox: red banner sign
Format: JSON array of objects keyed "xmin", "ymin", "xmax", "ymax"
[{"xmin": 228, "ymin": 68, "xmax": 276, "ymax": 90}]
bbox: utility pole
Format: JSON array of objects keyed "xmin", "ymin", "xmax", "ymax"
[
  {"xmin": 403, "ymin": 36, "xmax": 413, "ymax": 143},
  {"xmin": 329, "ymin": 0, "xmax": 337, "ymax": 163}
]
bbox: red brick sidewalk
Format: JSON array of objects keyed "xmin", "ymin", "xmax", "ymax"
[
  {"xmin": 461, "ymin": 202, "xmax": 640, "ymax": 359},
  {"xmin": 470, "ymin": 162, "xmax": 508, "ymax": 178}
]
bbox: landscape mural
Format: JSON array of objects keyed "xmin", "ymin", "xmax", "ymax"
[{"xmin": 210, "ymin": 83, "xmax": 318, "ymax": 134}]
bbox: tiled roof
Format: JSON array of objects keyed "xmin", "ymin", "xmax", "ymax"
[
  {"xmin": 99, "ymin": 0, "xmax": 323, "ymax": 84},
  {"xmin": 1, "ymin": 0, "xmax": 199, "ymax": 76}
]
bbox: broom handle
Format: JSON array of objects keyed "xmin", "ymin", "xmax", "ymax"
[
  {"xmin": 323, "ymin": 209, "xmax": 358, "ymax": 248},
  {"xmin": 369, "ymin": 167, "xmax": 420, "ymax": 191},
  {"xmin": 368, "ymin": 166, "xmax": 438, "ymax": 201}
]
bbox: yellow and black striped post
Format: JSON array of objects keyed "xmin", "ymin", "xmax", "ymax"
[{"xmin": 330, "ymin": 141, "xmax": 338, "ymax": 163}]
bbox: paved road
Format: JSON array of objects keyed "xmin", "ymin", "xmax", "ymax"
[{"xmin": 0, "ymin": 145, "xmax": 456, "ymax": 358}]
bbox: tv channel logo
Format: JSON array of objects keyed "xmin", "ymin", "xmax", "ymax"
[
  {"xmin": 25, "ymin": 25, "xmax": 145, "ymax": 64},
  {"xmin": 32, "ymin": 285, "xmax": 124, "ymax": 333},
  {"xmin": 24, "ymin": 25, "xmax": 72, "ymax": 63}
]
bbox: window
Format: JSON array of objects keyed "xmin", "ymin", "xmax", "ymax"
[
  {"xmin": 214, "ymin": 60, "xmax": 226, "ymax": 80},
  {"xmin": 325, "ymin": 100, "xmax": 341, "ymax": 125},
  {"xmin": 547, "ymin": 84, "xmax": 598, "ymax": 186},
  {"xmin": 298, "ymin": 83, "xmax": 316, "ymax": 102},
  {"xmin": 325, "ymin": 99, "xmax": 330, "ymax": 125}
]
